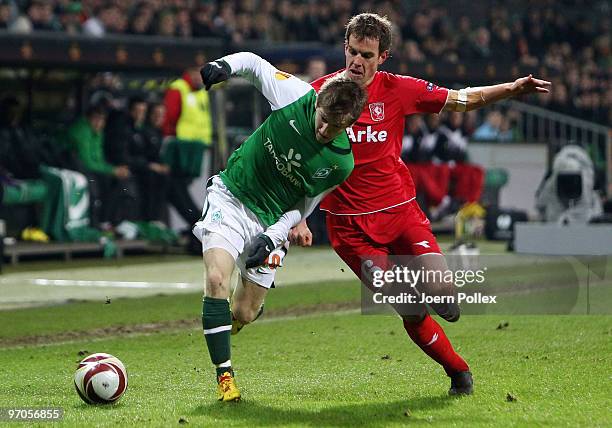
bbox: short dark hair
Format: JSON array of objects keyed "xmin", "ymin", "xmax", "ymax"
[
  {"xmin": 85, "ymin": 104, "xmax": 107, "ymax": 118},
  {"xmin": 345, "ymin": 13, "xmax": 392, "ymax": 54},
  {"xmin": 316, "ymin": 74, "xmax": 368, "ymax": 126},
  {"xmin": 128, "ymin": 95, "xmax": 147, "ymax": 110}
]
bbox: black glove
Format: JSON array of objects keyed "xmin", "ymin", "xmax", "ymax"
[
  {"xmin": 245, "ymin": 234, "xmax": 275, "ymax": 269},
  {"xmin": 200, "ymin": 60, "xmax": 231, "ymax": 90}
]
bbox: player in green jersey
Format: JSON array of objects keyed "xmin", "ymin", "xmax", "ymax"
[{"xmin": 193, "ymin": 52, "xmax": 368, "ymax": 402}]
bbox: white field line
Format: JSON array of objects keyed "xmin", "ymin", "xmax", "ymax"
[{"xmin": 30, "ymin": 279, "xmax": 198, "ymax": 289}]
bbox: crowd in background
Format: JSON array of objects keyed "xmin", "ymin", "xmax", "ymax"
[
  {"xmin": 0, "ymin": 0, "xmax": 610, "ymax": 124},
  {"xmin": 401, "ymin": 111, "xmax": 487, "ymax": 221},
  {"xmin": 0, "ymin": 72, "xmax": 207, "ymax": 246}
]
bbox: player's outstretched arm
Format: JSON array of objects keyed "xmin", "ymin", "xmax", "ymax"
[
  {"xmin": 200, "ymin": 52, "xmax": 312, "ymax": 111},
  {"xmin": 444, "ymin": 74, "xmax": 551, "ymax": 112}
]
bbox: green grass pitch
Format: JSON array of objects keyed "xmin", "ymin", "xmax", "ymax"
[{"xmin": 0, "ymin": 249, "xmax": 611, "ymax": 427}]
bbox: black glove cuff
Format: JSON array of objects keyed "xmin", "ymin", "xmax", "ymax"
[{"xmin": 260, "ymin": 234, "xmax": 274, "ymax": 252}]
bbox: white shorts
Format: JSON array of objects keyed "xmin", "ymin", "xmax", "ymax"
[{"xmin": 192, "ymin": 176, "xmax": 279, "ymax": 289}]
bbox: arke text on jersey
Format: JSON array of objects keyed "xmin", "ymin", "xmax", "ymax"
[{"xmin": 346, "ymin": 125, "xmax": 388, "ymax": 143}]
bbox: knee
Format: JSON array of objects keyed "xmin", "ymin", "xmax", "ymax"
[
  {"xmin": 205, "ymin": 269, "xmax": 227, "ymax": 297},
  {"xmin": 231, "ymin": 305, "xmax": 258, "ymax": 325}
]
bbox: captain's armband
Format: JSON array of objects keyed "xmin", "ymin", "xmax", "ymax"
[{"xmin": 445, "ymin": 88, "xmax": 486, "ymax": 112}]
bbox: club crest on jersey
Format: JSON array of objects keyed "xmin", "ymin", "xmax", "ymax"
[
  {"xmin": 312, "ymin": 167, "xmax": 332, "ymax": 179},
  {"xmin": 368, "ymin": 102, "xmax": 385, "ymax": 121},
  {"xmin": 426, "ymin": 82, "xmax": 434, "ymax": 91}
]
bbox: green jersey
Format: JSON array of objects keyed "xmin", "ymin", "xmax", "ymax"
[{"xmin": 219, "ymin": 53, "xmax": 354, "ymax": 227}]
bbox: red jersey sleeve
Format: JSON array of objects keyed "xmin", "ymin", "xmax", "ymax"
[
  {"xmin": 162, "ymin": 88, "xmax": 182, "ymax": 137},
  {"xmin": 392, "ymin": 75, "xmax": 449, "ymax": 115}
]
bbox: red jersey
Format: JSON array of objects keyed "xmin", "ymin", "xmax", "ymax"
[{"xmin": 311, "ymin": 70, "xmax": 449, "ymax": 215}]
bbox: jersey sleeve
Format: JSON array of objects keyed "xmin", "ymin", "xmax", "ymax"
[
  {"xmin": 221, "ymin": 52, "xmax": 313, "ymax": 111},
  {"xmin": 394, "ymin": 74, "xmax": 449, "ymax": 115},
  {"xmin": 264, "ymin": 189, "xmax": 335, "ymax": 247}
]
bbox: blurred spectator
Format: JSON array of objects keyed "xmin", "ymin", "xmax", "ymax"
[
  {"xmin": 233, "ymin": 12, "xmax": 256, "ymax": 43},
  {"xmin": 156, "ymin": 8, "xmax": 176, "ymax": 37},
  {"xmin": 83, "ymin": 4, "xmax": 125, "ymax": 37},
  {"xmin": 497, "ymin": 115, "xmax": 519, "ymax": 142},
  {"xmin": 146, "ymin": 101, "xmax": 202, "ymax": 227},
  {"xmin": 438, "ymin": 112, "xmax": 485, "ymax": 205},
  {"xmin": 462, "ymin": 26, "xmax": 492, "ymax": 60},
  {"xmin": 162, "ymin": 66, "xmax": 212, "ymax": 145},
  {"xmin": 192, "ymin": 2, "xmax": 217, "ymax": 38},
  {"xmin": 113, "ymin": 96, "xmax": 170, "ymax": 222},
  {"xmin": 27, "ymin": 0, "xmax": 61, "ymax": 31},
  {"xmin": 0, "ymin": 0, "xmax": 14, "ymax": 29},
  {"xmin": 66, "ymin": 105, "xmax": 135, "ymax": 227},
  {"xmin": 58, "ymin": 2, "xmax": 82, "ymax": 35},
  {"xmin": 0, "ymin": 96, "xmax": 37, "ymax": 234},
  {"xmin": 0, "ymin": 96, "xmax": 43, "ymax": 181},
  {"xmin": 128, "ymin": 4, "xmax": 154, "ymax": 36},
  {"xmin": 402, "ymin": 114, "xmax": 451, "ymax": 220},
  {"xmin": 402, "ymin": 40, "xmax": 426, "ymax": 63},
  {"xmin": 213, "ymin": 2, "xmax": 236, "ymax": 41},
  {"xmin": 175, "ymin": 7, "xmax": 192, "ymax": 38},
  {"xmin": 162, "ymin": 66, "xmax": 212, "ymax": 228},
  {"xmin": 473, "ymin": 110, "xmax": 503, "ymax": 141},
  {"xmin": 305, "ymin": 57, "xmax": 327, "ymax": 81}
]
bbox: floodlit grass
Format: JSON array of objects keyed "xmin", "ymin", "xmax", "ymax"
[
  {"xmin": 0, "ymin": 312, "xmax": 610, "ymax": 427},
  {"xmin": 0, "ymin": 280, "xmax": 360, "ymax": 340},
  {"xmin": 0, "ymin": 248, "xmax": 610, "ymax": 426}
]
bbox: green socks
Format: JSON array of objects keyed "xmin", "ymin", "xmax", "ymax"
[{"xmin": 202, "ymin": 296, "xmax": 232, "ymax": 377}]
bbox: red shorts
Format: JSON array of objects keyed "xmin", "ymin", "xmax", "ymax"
[{"xmin": 325, "ymin": 199, "xmax": 441, "ymax": 280}]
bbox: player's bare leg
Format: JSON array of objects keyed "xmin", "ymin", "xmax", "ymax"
[
  {"xmin": 202, "ymin": 247, "xmax": 241, "ymax": 402},
  {"xmin": 230, "ymin": 277, "xmax": 268, "ymax": 334}
]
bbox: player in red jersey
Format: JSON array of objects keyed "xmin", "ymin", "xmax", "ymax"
[{"xmin": 295, "ymin": 13, "xmax": 551, "ymax": 395}]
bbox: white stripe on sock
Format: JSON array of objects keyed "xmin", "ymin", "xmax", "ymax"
[
  {"xmin": 217, "ymin": 360, "xmax": 232, "ymax": 368},
  {"xmin": 203, "ymin": 325, "xmax": 232, "ymax": 335}
]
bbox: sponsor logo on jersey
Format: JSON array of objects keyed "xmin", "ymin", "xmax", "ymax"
[
  {"xmin": 346, "ymin": 125, "xmax": 388, "ymax": 143},
  {"xmin": 368, "ymin": 102, "xmax": 385, "ymax": 121},
  {"xmin": 263, "ymin": 138, "xmax": 302, "ymax": 188},
  {"xmin": 275, "ymin": 71, "xmax": 292, "ymax": 80},
  {"xmin": 281, "ymin": 148, "xmax": 302, "ymax": 172},
  {"xmin": 414, "ymin": 240, "xmax": 430, "ymax": 248},
  {"xmin": 312, "ymin": 167, "xmax": 332, "ymax": 179}
]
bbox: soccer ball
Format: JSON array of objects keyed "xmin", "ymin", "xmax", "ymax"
[{"xmin": 74, "ymin": 353, "xmax": 128, "ymax": 404}]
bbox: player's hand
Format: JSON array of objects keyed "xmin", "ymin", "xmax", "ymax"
[
  {"xmin": 245, "ymin": 233, "xmax": 275, "ymax": 269},
  {"xmin": 510, "ymin": 74, "xmax": 551, "ymax": 96},
  {"xmin": 200, "ymin": 60, "xmax": 231, "ymax": 90},
  {"xmin": 289, "ymin": 221, "xmax": 312, "ymax": 247},
  {"xmin": 113, "ymin": 165, "xmax": 131, "ymax": 179},
  {"xmin": 149, "ymin": 162, "xmax": 170, "ymax": 174}
]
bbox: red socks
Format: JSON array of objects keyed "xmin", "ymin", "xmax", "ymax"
[{"xmin": 403, "ymin": 314, "xmax": 469, "ymax": 376}]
